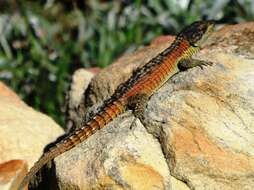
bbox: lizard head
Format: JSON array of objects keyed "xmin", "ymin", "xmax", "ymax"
[{"xmin": 178, "ymin": 20, "xmax": 215, "ymax": 48}]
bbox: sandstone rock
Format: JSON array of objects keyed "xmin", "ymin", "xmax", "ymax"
[
  {"xmin": 65, "ymin": 69, "xmax": 98, "ymax": 131},
  {"xmin": 56, "ymin": 115, "xmax": 171, "ymax": 190},
  {"xmin": 0, "ymin": 82, "xmax": 64, "ymax": 188},
  {"xmin": 0, "ymin": 160, "xmax": 28, "ymax": 190},
  {"xmin": 144, "ymin": 52, "xmax": 254, "ymax": 190},
  {"xmin": 55, "ymin": 22, "xmax": 254, "ymax": 190}
]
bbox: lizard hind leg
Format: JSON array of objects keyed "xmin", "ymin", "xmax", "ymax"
[{"xmin": 127, "ymin": 93, "xmax": 150, "ymax": 128}]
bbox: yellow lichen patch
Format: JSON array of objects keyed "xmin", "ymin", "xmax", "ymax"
[
  {"xmin": 170, "ymin": 124, "xmax": 254, "ymax": 173},
  {"xmin": 119, "ymin": 161, "xmax": 165, "ymax": 190},
  {"xmin": 88, "ymin": 175, "xmax": 125, "ymax": 190}
]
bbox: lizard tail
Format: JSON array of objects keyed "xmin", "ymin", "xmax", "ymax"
[
  {"xmin": 19, "ymin": 99, "xmax": 126, "ymax": 190},
  {"xmin": 19, "ymin": 148, "xmax": 60, "ymax": 190}
]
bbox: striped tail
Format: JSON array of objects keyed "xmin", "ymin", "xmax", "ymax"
[{"xmin": 19, "ymin": 99, "xmax": 126, "ymax": 190}]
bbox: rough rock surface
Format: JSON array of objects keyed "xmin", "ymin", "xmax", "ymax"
[
  {"xmin": 0, "ymin": 160, "xmax": 28, "ymax": 190},
  {"xmin": 55, "ymin": 22, "xmax": 254, "ymax": 190},
  {"xmin": 0, "ymin": 82, "xmax": 64, "ymax": 189},
  {"xmin": 65, "ymin": 69, "xmax": 97, "ymax": 131}
]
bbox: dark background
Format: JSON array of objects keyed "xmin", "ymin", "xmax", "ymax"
[{"xmin": 0, "ymin": 0, "xmax": 253, "ymax": 126}]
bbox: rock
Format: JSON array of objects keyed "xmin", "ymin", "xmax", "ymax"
[
  {"xmin": 0, "ymin": 82, "xmax": 64, "ymax": 188},
  {"xmin": 144, "ymin": 52, "xmax": 254, "ymax": 190},
  {"xmin": 56, "ymin": 22, "xmax": 254, "ymax": 190},
  {"xmin": 56, "ymin": 115, "xmax": 171, "ymax": 189},
  {"xmin": 0, "ymin": 160, "xmax": 28, "ymax": 190},
  {"xmin": 65, "ymin": 68, "xmax": 98, "ymax": 131}
]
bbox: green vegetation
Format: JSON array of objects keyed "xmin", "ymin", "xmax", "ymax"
[{"xmin": 0, "ymin": 0, "xmax": 253, "ymax": 126}]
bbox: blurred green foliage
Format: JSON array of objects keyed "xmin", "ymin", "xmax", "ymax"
[{"xmin": 0, "ymin": 0, "xmax": 253, "ymax": 126}]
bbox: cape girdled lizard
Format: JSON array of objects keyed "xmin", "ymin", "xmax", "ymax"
[{"xmin": 19, "ymin": 20, "xmax": 215, "ymax": 189}]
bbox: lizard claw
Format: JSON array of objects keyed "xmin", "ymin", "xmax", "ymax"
[
  {"xmin": 198, "ymin": 61, "xmax": 213, "ymax": 70},
  {"xmin": 198, "ymin": 65, "xmax": 204, "ymax": 70},
  {"xmin": 205, "ymin": 61, "xmax": 213, "ymax": 66}
]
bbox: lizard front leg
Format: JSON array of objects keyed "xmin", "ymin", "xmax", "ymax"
[{"xmin": 178, "ymin": 58, "xmax": 213, "ymax": 71}]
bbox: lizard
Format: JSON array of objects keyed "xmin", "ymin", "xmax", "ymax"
[{"xmin": 19, "ymin": 20, "xmax": 215, "ymax": 189}]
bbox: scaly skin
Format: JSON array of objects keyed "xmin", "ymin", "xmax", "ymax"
[{"xmin": 19, "ymin": 20, "xmax": 215, "ymax": 189}]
